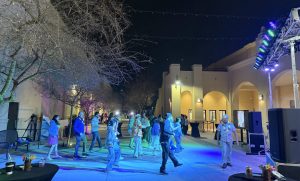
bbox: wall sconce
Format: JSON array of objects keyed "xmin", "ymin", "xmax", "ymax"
[
  {"xmin": 175, "ymin": 80, "xmax": 181, "ymax": 88},
  {"xmin": 259, "ymin": 94, "xmax": 264, "ymax": 101},
  {"xmin": 196, "ymin": 98, "xmax": 202, "ymax": 103}
]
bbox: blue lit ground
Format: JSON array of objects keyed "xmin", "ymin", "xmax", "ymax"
[{"xmin": 0, "ymin": 132, "xmax": 266, "ymax": 181}]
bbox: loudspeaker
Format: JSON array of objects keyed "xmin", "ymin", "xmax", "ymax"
[
  {"xmin": 247, "ymin": 112, "xmax": 263, "ymax": 133},
  {"xmin": 7, "ymin": 102, "xmax": 19, "ymax": 130},
  {"xmin": 277, "ymin": 163, "xmax": 300, "ymax": 181},
  {"xmin": 248, "ymin": 133, "xmax": 265, "ymax": 155},
  {"xmin": 268, "ymin": 108, "xmax": 300, "ymax": 163}
]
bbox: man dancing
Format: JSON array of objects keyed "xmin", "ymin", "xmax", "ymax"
[{"xmin": 160, "ymin": 113, "xmax": 183, "ymax": 175}]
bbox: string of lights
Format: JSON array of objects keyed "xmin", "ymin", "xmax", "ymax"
[
  {"xmin": 129, "ymin": 9, "xmax": 276, "ymax": 20},
  {"xmin": 126, "ymin": 34, "xmax": 254, "ymax": 41}
]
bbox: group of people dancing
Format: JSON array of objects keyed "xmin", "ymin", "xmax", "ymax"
[
  {"xmin": 45, "ymin": 111, "xmax": 186, "ymax": 174},
  {"xmin": 127, "ymin": 112, "xmax": 186, "ymax": 158}
]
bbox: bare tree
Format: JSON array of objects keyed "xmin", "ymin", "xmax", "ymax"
[
  {"xmin": 51, "ymin": 0, "xmax": 148, "ymax": 85},
  {"xmin": 124, "ymin": 75, "xmax": 157, "ymax": 113},
  {"xmin": 0, "ymin": 0, "xmax": 148, "ymax": 105},
  {"xmin": 0, "ymin": 0, "xmax": 87, "ymax": 104}
]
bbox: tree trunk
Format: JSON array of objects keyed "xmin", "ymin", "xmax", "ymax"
[{"xmin": 0, "ymin": 61, "xmax": 16, "ymax": 104}]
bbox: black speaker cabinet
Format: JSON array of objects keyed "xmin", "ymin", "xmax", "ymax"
[
  {"xmin": 247, "ymin": 112, "xmax": 263, "ymax": 133},
  {"xmin": 268, "ymin": 108, "xmax": 300, "ymax": 163},
  {"xmin": 7, "ymin": 102, "xmax": 19, "ymax": 130},
  {"xmin": 248, "ymin": 133, "xmax": 265, "ymax": 155}
]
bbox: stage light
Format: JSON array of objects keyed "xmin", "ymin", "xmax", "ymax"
[
  {"xmin": 264, "ymin": 34, "xmax": 270, "ymax": 41},
  {"xmin": 115, "ymin": 110, "xmax": 120, "ymax": 115},
  {"xmin": 262, "ymin": 40, "xmax": 269, "ymax": 46},
  {"xmin": 264, "ymin": 67, "xmax": 270, "ymax": 71},
  {"xmin": 267, "ymin": 29, "xmax": 275, "ymax": 37},
  {"xmin": 259, "ymin": 48, "xmax": 266, "ymax": 53},
  {"xmin": 130, "ymin": 111, "xmax": 134, "ymax": 116},
  {"xmin": 269, "ymin": 21, "xmax": 277, "ymax": 29},
  {"xmin": 271, "ymin": 68, "xmax": 275, "ymax": 72},
  {"xmin": 275, "ymin": 63, "xmax": 279, "ymax": 67}
]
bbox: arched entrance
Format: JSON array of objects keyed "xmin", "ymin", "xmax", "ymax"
[
  {"xmin": 232, "ymin": 82, "xmax": 259, "ymax": 112},
  {"xmin": 181, "ymin": 91, "xmax": 192, "ymax": 119},
  {"xmin": 203, "ymin": 91, "xmax": 229, "ymax": 131},
  {"xmin": 272, "ymin": 70, "xmax": 300, "ymax": 108}
]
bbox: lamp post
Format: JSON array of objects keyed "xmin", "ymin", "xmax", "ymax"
[{"xmin": 284, "ymin": 36, "xmax": 300, "ymax": 108}]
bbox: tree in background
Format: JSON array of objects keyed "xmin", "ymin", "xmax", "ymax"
[
  {"xmin": 0, "ymin": 0, "xmax": 85, "ymax": 104},
  {"xmin": 0, "ymin": 0, "xmax": 149, "ymax": 105},
  {"xmin": 124, "ymin": 74, "xmax": 158, "ymax": 113}
]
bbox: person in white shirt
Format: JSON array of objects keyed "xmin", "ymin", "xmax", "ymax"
[{"xmin": 217, "ymin": 114, "xmax": 239, "ymax": 169}]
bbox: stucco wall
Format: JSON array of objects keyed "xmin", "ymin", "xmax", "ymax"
[
  {"xmin": 0, "ymin": 103, "xmax": 9, "ymax": 130},
  {"xmin": 203, "ymin": 71, "xmax": 229, "ymax": 96}
]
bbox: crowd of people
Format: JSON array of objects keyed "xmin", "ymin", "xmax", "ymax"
[{"xmin": 45, "ymin": 111, "xmax": 238, "ymax": 173}]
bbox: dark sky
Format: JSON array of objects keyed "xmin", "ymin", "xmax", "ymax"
[{"xmin": 123, "ymin": 0, "xmax": 300, "ymax": 87}]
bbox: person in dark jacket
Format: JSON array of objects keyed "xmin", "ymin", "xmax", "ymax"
[
  {"xmin": 73, "ymin": 112, "xmax": 88, "ymax": 158},
  {"xmin": 159, "ymin": 113, "xmax": 183, "ymax": 175}
]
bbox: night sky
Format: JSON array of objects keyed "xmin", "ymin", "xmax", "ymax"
[{"xmin": 123, "ymin": 0, "xmax": 300, "ymax": 87}]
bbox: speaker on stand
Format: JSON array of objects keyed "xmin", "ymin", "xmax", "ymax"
[
  {"xmin": 7, "ymin": 102, "xmax": 19, "ymax": 130},
  {"xmin": 268, "ymin": 108, "xmax": 300, "ymax": 163},
  {"xmin": 246, "ymin": 112, "xmax": 265, "ymax": 155}
]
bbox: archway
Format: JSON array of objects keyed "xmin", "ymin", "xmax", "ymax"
[
  {"xmin": 181, "ymin": 91, "xmax": 192, "ymax": 119},
  {"xmin": 203, "ymin": 91, "xmax": 229, "ymax": 131},
  {"xmin": 272, "ymin": 70, "xmax": 300, "ymax": 108},
  {"xmin": 232, "ymin": 82, "xmax": 259, "ymax": 112}
]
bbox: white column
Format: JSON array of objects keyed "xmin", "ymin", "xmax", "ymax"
[
  {"xmin": 268, "ymin": 72, "xmax": 273, "ymax": 108},
  {"xmin": 290, "ymin": 41, "xmax": 300, "ymax": 108}
]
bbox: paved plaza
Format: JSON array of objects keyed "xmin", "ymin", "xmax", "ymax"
[{"xmin": 0, "ymin": 131, "xmax": 265, "ymax": 181}]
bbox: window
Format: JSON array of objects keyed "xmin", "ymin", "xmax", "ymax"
[
  {"xmin": 209, "ymin": 110, "xmax": 216, "ymax": 122},
  {"xmin": 219, "ymin": 110, "xmax": 226, "ymax": 121}
]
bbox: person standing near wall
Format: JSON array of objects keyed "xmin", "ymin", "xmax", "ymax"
[
  {"xmin": 47, "ymin": 115, "xmax": 62, "ymax": 160},
  {"xmin": 217, "ymin": 114, "xmax": 239, "ymax": 169},
  {"xmin": 89, "ymin": 112, "xmax": 102, "ymax": 152}
]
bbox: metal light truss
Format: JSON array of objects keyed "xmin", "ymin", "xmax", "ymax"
[{"xmin": 264, "ymin": 10, "xmax": 300, "ymax": 67}]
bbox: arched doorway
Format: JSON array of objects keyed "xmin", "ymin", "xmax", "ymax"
[
  {"xmin": 203, "ymin": 91, "xmax": 229, "ymax": 131},
  {"xmin": 181, "ymin": 91, "xmax": 192, "ymax": 119},
  {"xmin": 232, "ymin": 82, "xmax": 259, "ymax": 112},
  {"xmin": 272, "ymin": 70, "xmax": 300, "ymax": 108}
]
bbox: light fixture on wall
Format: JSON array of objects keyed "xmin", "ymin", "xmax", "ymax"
[
  {"xmin": 259, "ymin": 94, "xmax": 264, "ymax": 101},
  {"xmin": 196, "ymin": 98, "xmax": 203, "ymax": 103},
  {"xmin": 175, "ymin": 80, "xmax": 181, "ymax": 88}
]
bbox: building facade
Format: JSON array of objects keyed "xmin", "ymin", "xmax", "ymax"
[{"xmin": 155, "ymin": 42, "xmax": 300, "ymax": 134}]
